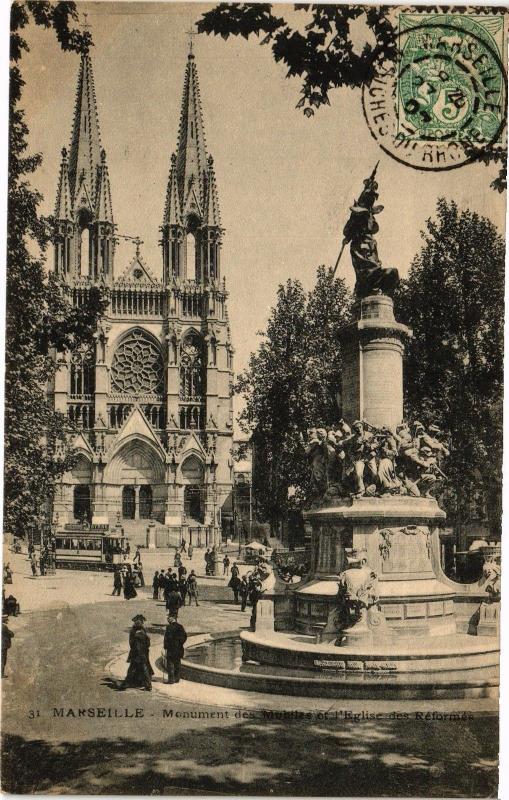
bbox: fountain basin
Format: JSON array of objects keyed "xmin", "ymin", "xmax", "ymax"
[{"xmin": 177, "ymin": 632, "xmax": 499, "ymax": 700}]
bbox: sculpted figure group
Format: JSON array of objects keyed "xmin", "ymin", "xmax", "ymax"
[{"xmin": 303, "ymin": 419, "xmax": 449, "ymax": 503}]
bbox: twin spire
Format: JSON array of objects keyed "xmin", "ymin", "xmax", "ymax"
[
  {"xmin": 55, "ymin": 45, "xmax": 222, "ymax": 281},
  {"xmin": 162, "ymin": 51, "xmax": 221, "ymax": 229},
  {"xmin": 55, "ymin": 51, "xmax": 113, "ymax": 224}
]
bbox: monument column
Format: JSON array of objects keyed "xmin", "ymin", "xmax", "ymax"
[{"xmin": 340, "ymin": 294, "xmax": 411, "ymax": 430}]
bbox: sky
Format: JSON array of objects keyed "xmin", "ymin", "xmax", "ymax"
[{"xmin": 21, "ymin": 1, "xmax": 507, "ymax": 410}]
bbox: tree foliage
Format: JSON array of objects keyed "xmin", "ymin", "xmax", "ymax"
[
  {"xmin": 6, "ymin": 3, "xmax": 106, "ymax": 536},
  {"xmin": 198, "ymin": 4, "xmax": 506, "ymax": 188},
  {"xmin": 395, "ymin": 199, "xmax": 504, "ymax": 538},
  {"xmin": 236, "ymin": 267, "xmax": 353, "ymax": 530},
  {"xmin": 198, "ymin": 4, "xmax": 397, "ymax": 116}
]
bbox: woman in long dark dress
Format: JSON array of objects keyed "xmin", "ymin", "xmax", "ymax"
[
  {"xmin": 123, "ymin": 568, "xmax": 137, "ymax": 600},
  {"xmin": 122, "ymin": 615, "xmax": 153, "ymax": 690}
]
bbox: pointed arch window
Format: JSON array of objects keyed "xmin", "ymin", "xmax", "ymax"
[
  {"xmin": 179, "ymin": 334, "xmax": 205, "ymax": 401},
  {"xmin": 77, "ymin": 208, "xmax": 92, "ymax": 277},
  {"xmin": 70, "ymin": 348, "xmax": 95, "ymax": 397},
  {"xmin": 186, "ymin": 232, "xmax": 196, "ymax": 280}
]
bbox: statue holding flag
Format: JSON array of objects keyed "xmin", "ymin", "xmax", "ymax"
[{"xmin": 339, "ymin": 165, "xmax": 399, "ymax": 299}]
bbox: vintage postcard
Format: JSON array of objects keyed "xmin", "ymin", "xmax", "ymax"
[{"xmin": 1, "ymin": 1, "xmax": 506, "ymax": 796}]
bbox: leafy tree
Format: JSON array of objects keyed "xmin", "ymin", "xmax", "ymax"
[
  {"xmin": 197, "ymin": 4, "xmax": 506, "ymax": 189},
  {"xmin": 395, "ymin": 199, "xmax": 504, "ymax": 540},
  {"xmin": 198, "ymin": 4, "xmax": 397, "ymax": 116},
  {"xmin": 237, "ymin": 267, "xmax": 353, "ymax": 532},
  {"xmin": 6, "ymin": 3, "xmax": 106, "ymax": 537}
]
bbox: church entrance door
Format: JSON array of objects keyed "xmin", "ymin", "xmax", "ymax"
[
  {"xmin": 184, "ymin": 486, "xmax": 205, "ymax": 525},
  {"xmin": 139, "ymin": 486, "xmax": 153, "ymax": 519},
  {"xmin": 122, "ymin": 486, "xmax": 135, "ymax": 519},
  {"xmin": 73, "ymin": 485, "xmax": 91, "ymax": 524}
]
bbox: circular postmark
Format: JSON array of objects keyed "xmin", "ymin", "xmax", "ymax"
[{"xmin": 362, "ymin": 14, "xmax": 507, "ymax": 171}]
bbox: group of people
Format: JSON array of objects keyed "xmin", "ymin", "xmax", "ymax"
[
  {"xmin": 28, "ymin": 541, "xmax": 55, "ymax": 577},
  {"xmin": 152, "ymin": 567, "xmax": 199, "ymax": 609},
  {"xmin": 273, "ymin": 555, "xmax": 309, "ymax": 583},
  {"xmin": 304, "ymin": 419, "xmax": 449, "ymax": 500},
  {"xmin": 121, "ymin": 612, "xmax": 188, "ymax": 691},
  {"xmin": 112, "ymin": 562, "xmax": 145, "ymax": 599},
  {"xmin": 227, "ymin": 560, "xmax": 271, "ymax": 629}
]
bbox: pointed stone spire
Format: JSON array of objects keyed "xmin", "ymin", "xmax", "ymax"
[
  {"xmin": 55, "ymin": 147, "xmax": 73, "ymax": 220},
  {"xmin": 163, "ymin": 153, "xmax": 182, "ymax": 226},
  {"xmin": 175, "ymin": 50, "xmax": 207, "ymax": 212},
  {"xmin": 204, "ymin": 155, "xmax": 221, "ymax": 227},
  {"xmin": 95, "ymin": 149, "xmax": 114, "ymax": 222},
  {"xmin": 68, "ymin": 51, "xmax": 102, "ymax": 205}
]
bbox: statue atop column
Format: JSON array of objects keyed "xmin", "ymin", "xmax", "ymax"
[{"xmin": 342, "ymin": 164, "xmax": 399, "ymax": 299}]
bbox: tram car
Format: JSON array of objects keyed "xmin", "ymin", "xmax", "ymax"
[{"xmin": 54, "ymin": 526, "xmax": 129, "ymax": 570}]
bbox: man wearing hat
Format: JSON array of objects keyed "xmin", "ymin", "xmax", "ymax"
[
  {"xmin": 163, "ymin": 614, "xmax": 187, "ymax": 684},
  {"xmin": 122, "ymin": 614, "xmax": 153, "ymax": 691}
]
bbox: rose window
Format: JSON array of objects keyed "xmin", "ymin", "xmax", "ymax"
[{"xmin": 111, "ymin": 331, "xmax": 164, "ymax": 395}]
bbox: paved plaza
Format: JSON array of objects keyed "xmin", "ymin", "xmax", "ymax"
[{"xmin": 1, "ymin": 547, "xmax": 499, "ymax": 796}]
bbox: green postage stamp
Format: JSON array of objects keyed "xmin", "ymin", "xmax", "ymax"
[
  {"xmin": 396, "ymin": 13, "xmax": 506, "ymax": 146},
  {"xmin": 362, "ymin": 10, "xmax": 507, "ymax": 170}
]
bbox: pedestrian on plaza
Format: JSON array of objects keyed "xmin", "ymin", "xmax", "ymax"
[
  {"xmin": 180, "ymin": 538, "xmax": 187, "ymax": 555},
  {"xmin": 166, "ymin": 583, "xmax": 182, "ymax": 618},
  {"xmin": 112, "ymin": 567, "xmax": 122, "ymax": 596},
  {"xmin": 178, "ymin": 564, "xmax": 187, "ymax": 581},
  {"xmin": 3, "ymin": 563, "xmax": 13, "ymax": 585},
  {"xmin": 2, "ymin": 614, "xmax": 14, "ymax": 678},
  {"xmin": 163, "ymin": 614, "xmax": 187, "ymax": 684},
  {"xmin": 3, "ymin": 593, "xmax": 20, "ymax": 617},
  {"xmin": 28, "ymin": 542, "xmax": 35, "ymax": 559},
  {"xmin": 223, "ymin": 555, "xmax": 230, "ymax": 576},
  {"xmin": 204, "ymin": 548, "xmax": 211, "ymax": 575},
  {"xmin": 121, "ymin": 614, "xmax": 153, "ymax": 691},
  {"xmin": 187, "ymin": 544, "xmax": 194, "ymax": 561},
  {"xmin": 152, "ymin": 571, "xmax": 160, "ymax": 600},
  {"xmin": 137, "ymin": 561, "xmax": 145, "ymax": 587},
  {"xmin": 239, "ymin": 575, "xmax": 249, "ymax": 612},
  {"xmin": 178, "ymin": 576, "xmax": 188, "ymax": 606},
  {"xmin": 249, "ymin": 578, "xmax": 263, "ymax": 631},
  {"xmin": 165, "ymin": 569, "xmax": 178, "ymax": 591},
  {"xmin": 133, "ymin": 545, "xmax": 142, "ymax": 565},
  {"xmin": 158, "ymin": 569, "xmax": 166, "ymax": 599},
  {"xmin": 187, "ymin": 570, "xmax": 199, "ymax": 606},
  {"xmin": 125, "ymin": 542, "xmax": 131, "ymax": 558},
  {"xmin": 30, "ymin": 553, "xmax": 37, "ymax": 578},
  {"xmin": 173, "ymin": 551, "xmax": 182, "ymax": 569},
  {"xmin": 228, "ymin": 573, "xmax": 241, "ymax": 604},
  {"xmin": 231, "ymin": 561, "xmax": 240, "ymax": 580},
  {"xmin": 39, "ymin": 552, "xmax": 46, "ymax": 576},
  {"xmin": 123, "ymin": 567, "xmax": 137, "ymax": 600}
]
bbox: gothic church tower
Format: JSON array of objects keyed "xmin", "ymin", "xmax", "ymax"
[{"xmin": 50, "ymin": 47, "xmax": 234, "ymax": 547}]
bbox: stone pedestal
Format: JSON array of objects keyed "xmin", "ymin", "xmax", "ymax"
[
  {"xmin": 477, "ymin": 601, "xmax": 500, "ymax": 637},
  {"xmin": 300, "ymin": 497, "xmax": 455, "ymax": 638},
  {"xmin": 340, "ymin": 295, "xmax": 411, "ymax": 430},
  {"xmin": 146, "ymin": 521, "xmax": 156, "ymax": 550},
  {"xmin": 255, "ymin": 597, "xmax": 275, "ymax": 633}
]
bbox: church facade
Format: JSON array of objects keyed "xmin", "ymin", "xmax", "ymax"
[{"xmin": 49, "ymin": 48, "xmax": 234, "ymax": 543}]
